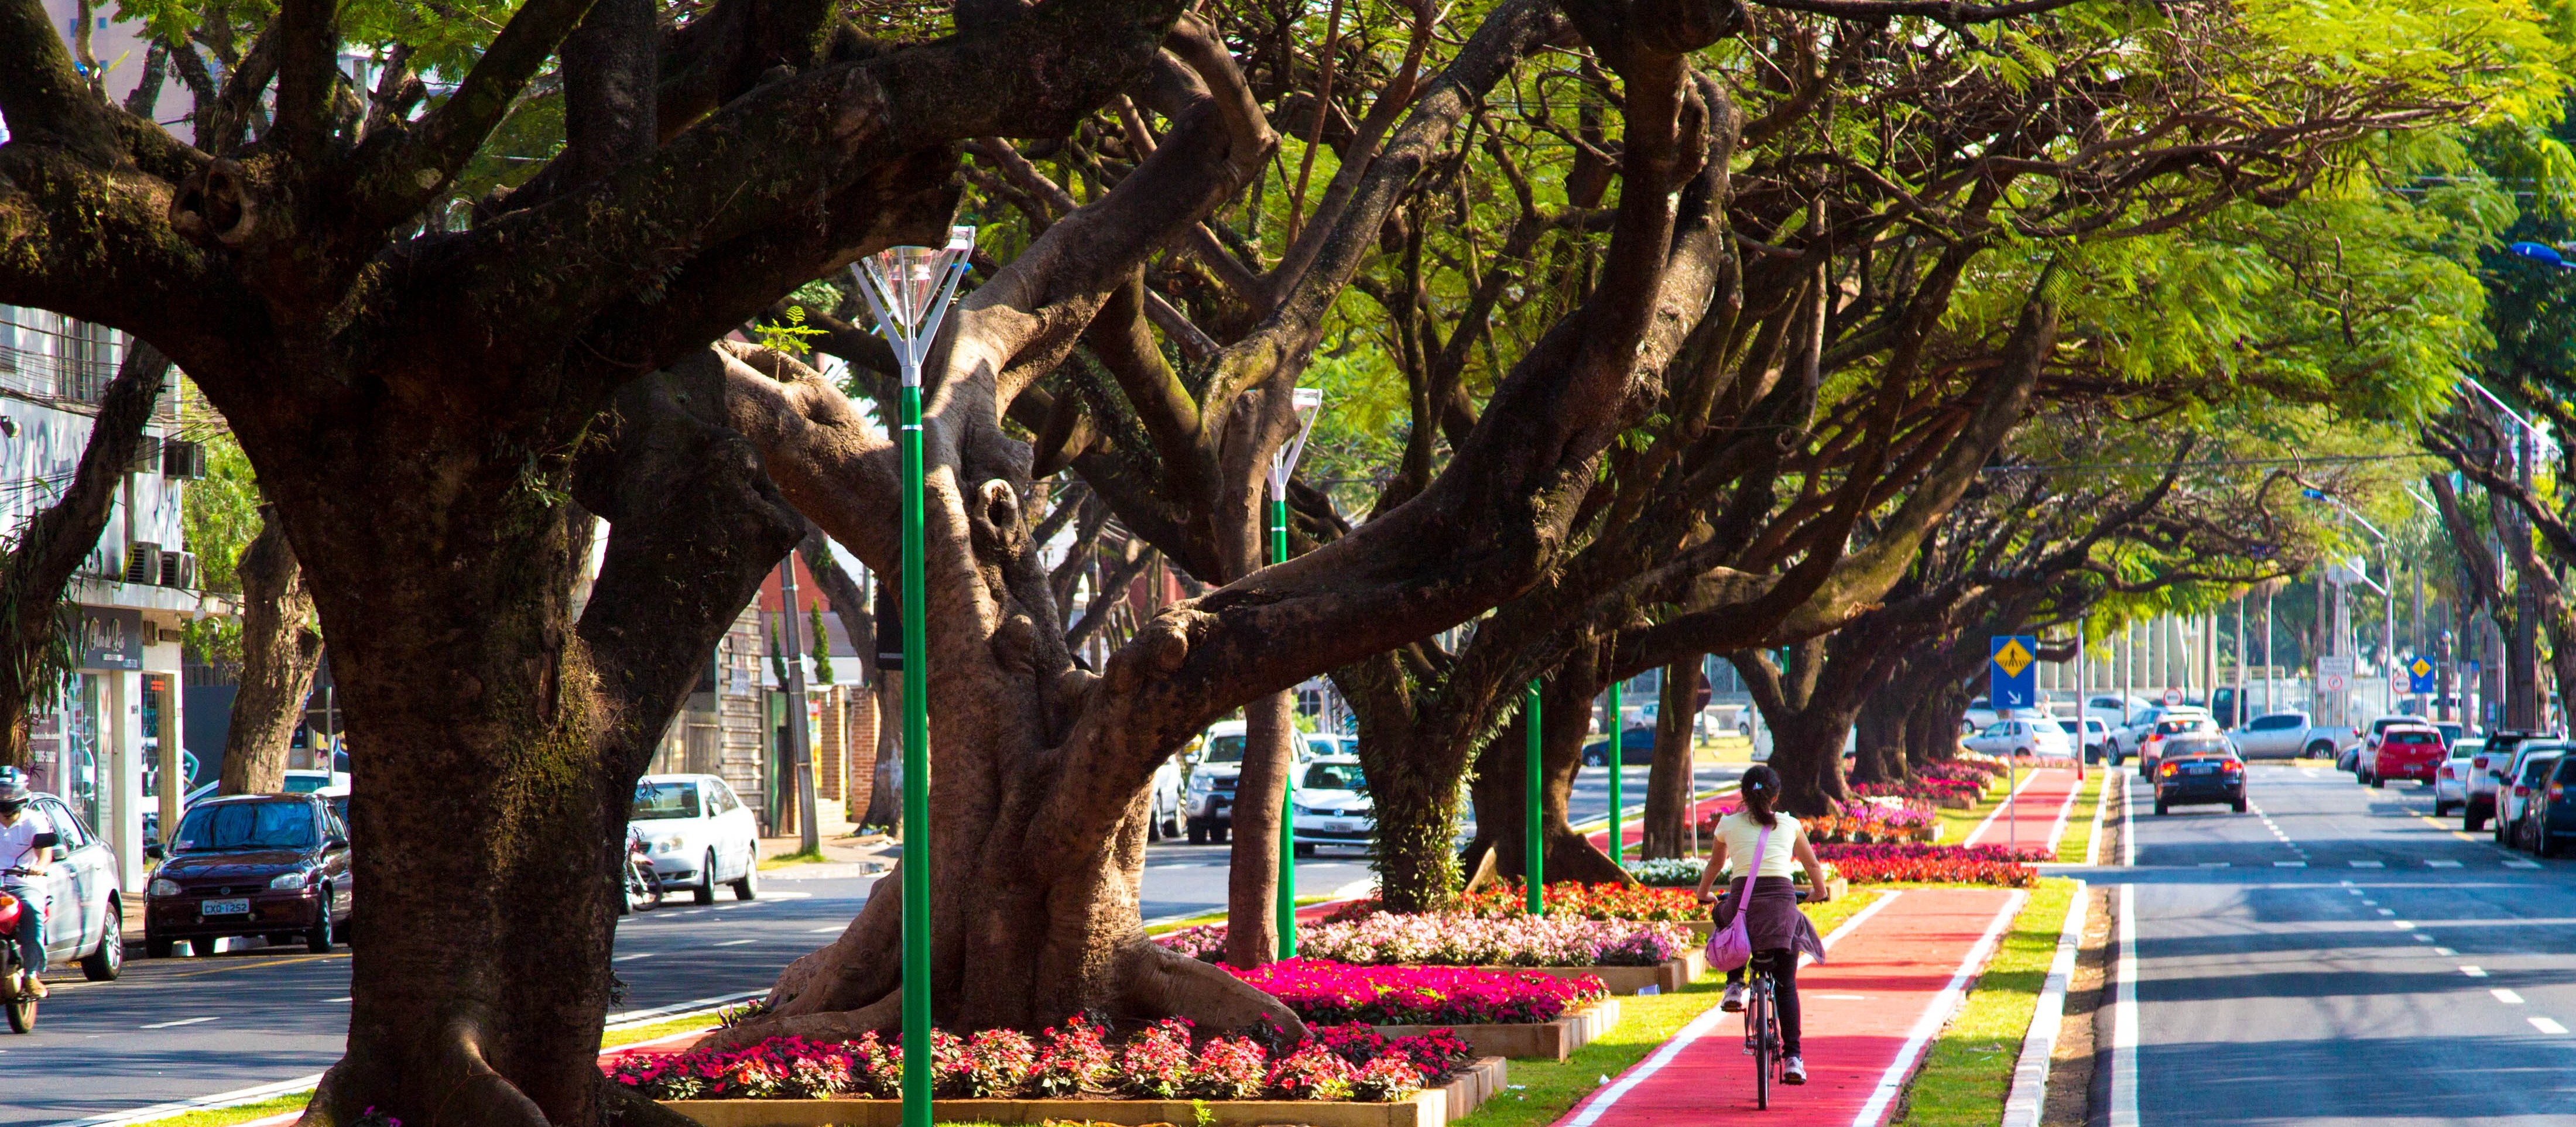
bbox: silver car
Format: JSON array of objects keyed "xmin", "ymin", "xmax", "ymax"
[
  {"xmin": 2434, "ymin": 738, "xmax": 2480, "ymax": 817},
  {"xmin": 2496, "ymin": 745, "xmax": 2566, "ymax": 847},
  {"xmin": 9, "ymin": 793, "xmax": 126, "ymax": 982}
]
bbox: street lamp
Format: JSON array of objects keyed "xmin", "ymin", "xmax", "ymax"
[
  {"xmin": 1269, "ymin": 387, "xmax": 1322, "ymax": 957},
  {"xmin": 1606, "ymin": 676, "xmax": 1625, "ymax": 869},
  {"xmin": 852, "ymin": 224, "xmax": 975, "ymax": 1127}
]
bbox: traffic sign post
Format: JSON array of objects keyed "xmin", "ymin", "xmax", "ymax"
[
  {"xmin": 2162, "ymin": 687, "xmax": 2183, "ymax": 707},
  {"xmin": 1991, "ymin": 636, "xmax": 2036, "ymax": 856},
  {"xmin": 2407, "ymin": 656, "xmax": 2437, "ymax": 695}
]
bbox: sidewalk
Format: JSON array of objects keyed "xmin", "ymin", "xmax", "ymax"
[
  {"xmin": 756, "ymin": 831, "xmax": 899, "ymax": 881},
  {"xmin": 1560, "ymin": 886, "xmax": 2022, "ymax": 1127},
  {"xmin": 1961, "ymin": 768, "xmax": 2083, "ymax": 856}
]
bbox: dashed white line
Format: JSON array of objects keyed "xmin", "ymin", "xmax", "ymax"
[
  {"xmin": 2376, "ymin": 908, "xmax": 2395, "ymax": 916},
  {"xmin": 2198, "ymin": 862, "xmax": 2231, "ymax": 868},
  {"xmin": 2394, "ymin": 921, "xmax": 2416, "ymax": 930},
  {"xmin": 2461, "ymin": 966, "xmax": 2489, "ymax": 978},
  {"xmin": 2274, "ymin": 861, "xmax": 2307, "ymax": 868},
  {"xmin": 2350, "ymin": 861, "xmax": 2384, "ymax": 868},
  {"xmin": 140, "ymin": 1016, "xmax": 218, "ymax": 1029},
  {"xmin": 2426, "ymin": 860, "xmax": 2462, "ymax": 868},
  {"xmin": 2503, "ymin": 859, "xmax": 2540, "ymax": 869},
  {"xmin": 2435, "ymin": 947, "xmax": 2458, "ymax": 956},
  {"xmin": 2493, "ymin": 989, "xmax": 2527, "ymax": 1005},
  {"xmin": 2532, "ymin": 1018, "xmax": 2568, "ymax": 1034},
  {"xmin": 713, "ymin": 938, "xmax": 758, "ymax": 947}
]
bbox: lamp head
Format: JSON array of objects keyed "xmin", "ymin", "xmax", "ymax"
[{"xmin": 2509, "ymin": 241, "xmax": 2568, "ymax": 268}]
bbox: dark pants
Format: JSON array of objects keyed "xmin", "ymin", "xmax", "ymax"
[{"xmin": 1725, "ymin": 950, "xmax": 1803, "ymax": 1057}]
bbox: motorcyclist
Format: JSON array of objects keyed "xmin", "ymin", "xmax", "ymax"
[{"xmin": 0, "ymin": 768, "xmax": 59, "ymax": 999}]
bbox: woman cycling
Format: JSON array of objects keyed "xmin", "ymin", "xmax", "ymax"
[{"xmin": 1694, "ymin": 764, "xmax": 1830, "ymax": 1084}]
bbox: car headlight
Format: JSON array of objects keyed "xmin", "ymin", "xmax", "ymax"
[
  {"xmin": 150, "ymin": 878, "xmax": 180, "ymax": 898},
  {"xmin": 270, "ymin": 871, "xmax": 310, "ymax": 890},
  {"xmin": 1187, "ymin": 776, "xmax": 1211, "ymax": 794},
  {"xmin": 653, "ymin": 838, "xmax": 681, "ymax": 854},
  {"xmin": 1292, "ymin": 803, "xmax": 1316, "ymax": 816}
]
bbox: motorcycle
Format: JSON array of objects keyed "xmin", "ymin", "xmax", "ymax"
[
  {"xmin": 1, "ymin": 830, "xmax": 59, "ymax": 1034},
  {"xmin": 617, "ymin": 827, "xmax": 664, "ymax": 915}
]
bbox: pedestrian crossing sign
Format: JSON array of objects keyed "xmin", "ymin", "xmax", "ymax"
[
  {"xmin": 2407, "ymin": 656, "xmax": 2436, "ymax": 694},
  {"xmin": 1991, "ymin": 635, "xmax": 2038, "ymax": 708}
]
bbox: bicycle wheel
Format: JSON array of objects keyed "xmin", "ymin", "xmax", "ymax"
[{"xmin": 1752, "ymin": 974, "xmax": 1774, "ymax": 1110}]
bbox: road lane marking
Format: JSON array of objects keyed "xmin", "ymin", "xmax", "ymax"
[
  {"xmin": 2532, "ymin": 1018, "xmax": 2569, "ymax": 1034},
  {"xmin": 713, "ymin": 938, "xmax": 757, "ymax": 946},
  {"xmin": 162, "ymin": 954, "xmax": 342, "ymax": 979},
  {"xmin": 2462, "ymin": 966, "xmax": 2488, "ymax": 977},
  {"xmin": 2198, "ymin": 862, "xmax": 2230, "ymax": 868},
  {"xmin": 806, "ymin": 925, "xmax": 842, "ymax": 933},
  {"xmin": 327, "ymin": 996, "xmax": 351, "ymax": 1002},
  {"xmin": 140, "ymin": 1016, "xmax": 220, "ymax": 1029},
  {"xmin": 2351, "ymin": 861, "xmax": 2383, "ymax": 868},
  {"xmin": 2493, "ymin": 989, "xmax": 2527, "ymax": 1004},
  {"xmin": 2394, "ymin": 922, "xmax": 2415, "ymax": 930},
  {"xmin": 2111, "ymin": 884, "xmax": 2139, "ymax": 1127},
  {"xmin": 2504, "ymin": 859, "xmax": 2540, "ymax": 869},
  {"xmin": 2426, "ymin": 860, "xmax": 2462, "ymax": 868},
  {"xmin": 2413, "ymin": 934, "xmax": 2434, "ymax": 942},
  {"xmin": 615, "ymin": 953, "xmax": 656, "ymax": 961},
  {"xmin": 2376, "ymin": 908, "xmax": 2394, "ymax": 916},
  {"xmin": 1852, "ymin": 889, "xmax": 2026, "ymax": 1127},
  {"xmin": 2274, "ymin": 861, "xmax": 2306, "ymax": 868},
  {"xmin": 2435, "ymin": 948, "xmax": 2457, "ymax": 955}
]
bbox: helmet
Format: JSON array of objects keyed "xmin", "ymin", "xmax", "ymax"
[{"xmin": 0, "ymin": 775, "xmax": 28, "ymax": 817}]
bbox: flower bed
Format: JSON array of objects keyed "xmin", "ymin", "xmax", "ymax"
[
  {"xmin": 1230, "ymin": 959, "xmax": 1606, "ymax": 1026},
  {"xmin": 1851, "ymin": 778, "xmax": 1985, "ymax": 809},
  {"xmin": 1693, "ymin": 797, "xmax": 1937, "ymax": 844},
  {"xmin": 1815, "ymin": 842, "xmax": 2041, "ymax": 887},
  {"xmin": 1628, "ymin": 858, "xmax": 1703, "ymax": 887},
  {"xmin": 607, "ymin": 1016, "xmax": 1478, "ymax": 1104},
  {"xmin": 1162, "ymin": 913, "xmax": 1690, "ymax": 968},
  {"xmin": 1452, "ymin": 882, "xmax": 1705, "ymax": 921}
]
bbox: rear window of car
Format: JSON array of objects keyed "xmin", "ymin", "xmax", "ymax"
[
  {"xmin": 2556, "ymin": 758, "xmax": 2576, "ymax": 785},
  {"xmin": 2387, "ymin": 732, "xmax": 2438, "ymax": 746},
  {"xmin": 2524, "ymin": 757, "xmax": 2561, "ymax": 785},
  {"xmin": 173, "ymin": 801, "xmax": 317, "ymax": 852}
]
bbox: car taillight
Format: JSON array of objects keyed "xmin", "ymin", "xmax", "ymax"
[
  {"xmin": 2553, "ymin": 783, "xmax": 2566, "ymax": 799},
  {"xmin": 2475, "ymin": 756, "xmax": 2489, "ymax": 770},
  {"xmin": 2159, "ymin": 763, "xmax": 2179, "ymax": 777},
  {"xmin": 2516, "ymin": 785, "xmax": 2531, "ymax": 796}
]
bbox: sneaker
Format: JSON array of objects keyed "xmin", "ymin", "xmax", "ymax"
[
  {"xmin": 1721, "ymin": 982, "xmax": 1746, "ymax": 1012},
  {"xmin": 1782, "ymin": 1056, "xmax": 1807, "ymax": 1085},
  {"xmin": 23, "ymin": 975, "xmax": 46, "ymax": 1000}
]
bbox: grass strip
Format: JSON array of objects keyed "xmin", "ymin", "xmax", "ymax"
[
  {"xmin": 1888, "ymin": 875, "xmax": 2078, "ymax": 1127},
  {"xmin": 1450, "ymin": 890, "xmax": 1882, "ymax": 1127},
  {"xmin": 758, "ymin": 847, "xmax": 829, "ymax": 870},
  {"xmin": 2049, "ymin": 770, "xmax": 2105, "ymax": 862}
]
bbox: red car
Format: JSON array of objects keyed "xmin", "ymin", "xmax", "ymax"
[{"xmin": 2362, "ymin": 725, "xmax": 2445, "ymax": 788}]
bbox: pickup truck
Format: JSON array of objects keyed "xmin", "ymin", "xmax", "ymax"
[{"xmin": 2228, "ymin": 710, "xmax": 2352, "ymax": 761}]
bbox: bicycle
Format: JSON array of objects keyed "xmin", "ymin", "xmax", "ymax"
[{"xmin": 1717, "ymin": 886, "xmax": 1811, "ymax": 1109}]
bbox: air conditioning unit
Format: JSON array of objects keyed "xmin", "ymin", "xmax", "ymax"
[
  {"xmin": 162, "ymin": 439, "xmax": 206, "ymax": 479},
  {"xmin": 129, "ymin": 436, "xmax": 163, "ymax": 474},
  {"xmin": 124, "ymin": 542, "xmax": 161, "ymax": 585},
  {"xmin": 161, "ymin": 549, "xmax": 197, "ymax": 589}
]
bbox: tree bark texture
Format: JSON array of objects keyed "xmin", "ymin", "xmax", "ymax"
[
  {"xmin": 1461, "ymin": 655, "xmax": 1630, "ymax": 888},
  {"xmin": 220, "ymin": 510, "xmax": 323, "ymax": 795},
  {"xmin": 0, "ymin": 341, "xmax": 166, "ymax": 767}
]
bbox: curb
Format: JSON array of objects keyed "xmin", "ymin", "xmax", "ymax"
[{"xmin": 1999, "ymin": 879, "xmax": 2088, "ymax": 1127}]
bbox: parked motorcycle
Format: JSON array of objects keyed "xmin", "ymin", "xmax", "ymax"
[
  {"xmin": 618, "ymin": 827, "xmax": 664, "ymax": 915},
  {"xmin": 1, "ymin": 831, "xmax": 58, "ymax": 1033}
]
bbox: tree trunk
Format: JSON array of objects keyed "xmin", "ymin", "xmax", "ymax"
[
  {"xmin": 220, "ymin": 511, "xmax": 323, "ymax": 795},
  {"xmin": 1338, "ymin": 655, "xmax": 1470, "ymax": 913},
  {"xmin": 0, "ymin": 341, "xmax": 167, "ymax": 767},
  {"xmin": 1224, "ymin": 689, "xmax": 1294, "ymax": 965},
  {"xmin": 1765, "ymin": 703, "xmax": 1859, "ymax": 814},
  {"xmin": 1461, "ymin": 660, "xmax": 1630, "ymax": 888},
  {"xmin": 863, "ymin": 671, "xmax": 902, "ymax": 828},
  {"xmin": 1640, "ymin": 661, "xmax": 1700, "ymax": 859},
  {"xmin": 1851, "ymin": 682, "xmax": 1909, "ymax": 786}
]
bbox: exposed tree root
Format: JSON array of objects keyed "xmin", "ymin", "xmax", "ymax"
[{"xmin": 1111, "ymin": 938, "xmax": 1307, "ymax": 1039}]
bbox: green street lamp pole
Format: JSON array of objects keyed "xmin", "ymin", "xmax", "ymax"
[
  {"xmin": 1268, "ymin": 389, "xmax": 1324, "ymax": 957},
  {"xmin": 854, "ymin": 227, "xmax": 975, "ymax": 1127},
  {"xmin": 1606, "ymin": 677, "xmax": 1623, "ymax": 869},
  {"xmin": 1525, "ymin": 680, "xmax": 1543, "ymax": 914}
]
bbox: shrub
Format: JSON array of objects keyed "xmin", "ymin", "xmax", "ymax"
[
  {"xmin": 1815, "ymin": 842, "xmax": 2040, "ymax": 886},
  {"xmin": 1029, "ymin": 1015, "xmax": 1115, "ymax": 1097},
  {"xmin": 941, "ymin": 1029, "xmax": 1036, "ymax": 1098},
  {"xmin": 1267, "ymin": 1042, "xmax": 1357, "ymax": 1100},
  {"xmin": 1166, "ymin": 913, "xmax": 1689, "ymax": 967},
  {"xmin": 1350, "ymin": 1056, "xmax": 1427, "ymax": 1102},
  {"xmin": 1187, "ymin": 1035, "xmax": 1270, "ymax": 1100},
  {"xmin": 1118, "ymin": 1018, "xmax": 1198, "ymax": 1098},
  {"xmin": 1232, "ymin": 958, "xmax": 1605, "ymax": 1025}
]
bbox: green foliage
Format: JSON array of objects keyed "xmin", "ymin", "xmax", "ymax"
[
  {"xmin": 755, "ymin": 305, "xmax": 828, "ymax": 357},
  {"xmin": 810, "ymin": 604, "xmax": 835, "ymax": 684},
  {"xmin": 181, "ymin": 427, "xmax": 259, "ymax": 594}
]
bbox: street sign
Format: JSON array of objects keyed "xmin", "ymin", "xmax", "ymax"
[
  {"xmin": 2408, "ymin": 657, "xmax": 2437, "ymax": 694},
  {"xmin": 2162, "ymin": 687, "xmax": 2183, "ymax": 706},
  {"xmin": 2324, "ymin": 673, "xmax": 2348, "ymax": 693},
  {"xmin": 2318, "ymin": 655, "xmax": 2355, "ymax": 677},
  {"xmin": 1990, "ymin": 635, "xmax": 2039, "ymax": 710}
]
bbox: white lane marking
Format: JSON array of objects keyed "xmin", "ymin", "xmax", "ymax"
[
  {"xmin": 2493, "ymin": 989, "xmax": 2527, "ymax": 1004},
  {"xmin": 2394, "ymin": 921, "xmax": 2415, "ymax": 930},
  {"xmin": 2533, "ymin": 1018, "xmax": 2570, "ymax": 1034},
  {"xmin": 139, "ymin": 1016, "xmax": 219, "ymax": 1029},
  {"xmin": 2301, "ymin": 769, "xmax": 2320, "ymax": 777},
  {"xmin": 2363, "ymin": 899, "xmax": 2379, "ymax": 906},
  {"xmin": 2413, "ymin": 934, "xmax": 2434, "ymax": 942},
  {"xmin": 2462, "ymin": 966, "xmax": 2489, "ymax": 978},
  {"xmin": 2111, "ymin": 884, "xmax": 2139, "ymax": 1127},
  {"xmin": 2198, "ymin": 862, "xmax": 2231, "ymax": 868},
  {"xmin": 2435, "ymin": 947, "xmax": 2458, "ymax": 956},
  {"xmin": 1851, "ymin": 890, "xmax": 2027, "ymax": 1127},
  {"xmin": 2426, "ymin": 860, "xmax": 2462, "ymax": 868},
  {"xmin": 2122, "ymin": 778, "xmax": 2136, "ymax": 868},
  {"xmin": 326, "ymin": 997, "xmax": 351, "ymax": 1003},
  {"xmin": 2377, "ymin": 909, "xmax": 2395, "ymax": 916},
  {"xmin": 2504, "ymin": 859, "xmax": 2541, "ymax": 869},
  {"xmin": 2274, "ymin": 861, "xmax": 2307, "ymax": 868},
  {"xmin": 806, "ymin": 925, "xmax": 843, "ymax": 933},
  {"xmin": 712, "ymin": 938, "xmax": 757, "ymax": 947},
  {"xmin": 1558, "ymin": 889, "xmax": 1900, "ymax": 1127},
  {"xmin": 2350, "ymin": 861, "xmax": 2384, "ymax": 868},
  {"xmin": 615, "ymin": 953, "xmax": 656, "ymax": 961},
  {"xmin": 2002, "ymin": 880, "xmax": 2089, "ymax": 1127}
]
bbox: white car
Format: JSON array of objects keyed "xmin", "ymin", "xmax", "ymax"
[
  {"xmin": 1289, "ymin": 756, "xmax": 1372, "ymax": 857},
  {"xmin": 1147, "ymin": 751, "xmax": 1184, "ymax": 840},
  {"xmin": 1184, "ymin": 723, "xmax": 1343, "ymax": 844},
  {"xmin": 629, "ymin": 774, "xmax": 761, "ymax": 903},
  {"xmin": 2433, "ymin": 738, "xmax": 2480, "ymax": 817},
  {"xmin": 9, "ymin": 792, "xmax": 126, "ymax": 983},
  {"xmin": 1964, "ymin": 718, "xmax": 2074, "ymax": 759}
]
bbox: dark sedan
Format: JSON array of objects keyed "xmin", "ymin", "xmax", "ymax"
[
  {"xmin": 1582, "ymin": 728, "xmax": 1655, "ymax": 766},
  {"xmin": 2155, "ymin": 742, "xmax": 2247, "ymax": 814},
  {"xmin": 144, "ymin": 794, "xmax": 352, "ymax": 957}
]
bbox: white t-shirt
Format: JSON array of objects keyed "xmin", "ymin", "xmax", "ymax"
[
  {"xmin": 1716, "ymin": 810, "xmax": 1800, "ymax": 881},
  {"xmin": 0, "ymin": 804, "xmax": 56, "ymax": 880}
]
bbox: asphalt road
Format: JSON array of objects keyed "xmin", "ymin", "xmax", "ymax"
[
  {"xmin": 4, "ymin": 755, "xmax": 1745, "ymax": 1126},
  {"xmin": 2105, "ymin": 762, "xmax": 2576, "ymax": 1126}
]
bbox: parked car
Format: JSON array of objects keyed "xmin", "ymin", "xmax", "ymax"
[
  {"xmin": 2074, "ymin": 718, "xmax": 2113, "ymax": 763},
  {"xmin": 2107, "ymin": 705, "xmax": 2210, "ymax": 763},
  {"xmin": 2081, "ymin": 694, "xmax": 2155, "ymax": 733},
  {"xmin": 144, "ymin": 793, "xmax": 351, "ymax": 957},
  {"xmin": 2529, "ymin": 755, "xmax": 2576, "ymax": 857},
  {"xmin": 1583, "ymin": 727, "xmax": 1656, "ymax": 766},
  {"xmin": 7, "ymin": 792, "xmax": 124, "ymax": 980},
  {"xmin": 2153, "ymin": 741, "xmax": 2247, "ymax": 814},
  {"xmin": 2359, "ymin": 724, "xmax": 2445, "ymax": 788},
  {"xmin": 1147, "ymin": 751, "xmax": 1184, "ymax": 841},
  {"xmin": 2229, "ymin": 711, "xmax": 2344, "ymax": 761},
  {"xmin": 2434, "ymin": 738, "xmax": 2482, "ymax": 817},
  {"xmin": 1180, "ymin": 723, "xmax": 1340, "ymax": 844},
  {"xmin": 2498, "ymin": 744, "xmax": 2566, "ymax": 848},
  {"xmin": 2468, "ymin": 730, "xmax": 2550, "ymax": 831},
  {"xmin": 2132, "ymin": 715, "xmax": 2222, "ymax": 776},
  {"xmin": 628, "ymin": 774, "xmax": 760, "ymax": 903},
  {"xmin": 146, "ymin": 768, "xmax": 350, "ymax": 846},
  {"xmin": 1289, "ymin": 756, "xmax": 1372, "ymax": 857},
  {"xmin": 1964, "ymin": 718, "xmax": 2075, "ymax": 759},
  {"xmin": 2344, "ymin": 717, "xmax": 2423, "ymax": 775}
]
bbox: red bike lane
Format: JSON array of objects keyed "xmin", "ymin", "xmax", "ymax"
[
  {"xmin": 1961, "ymin": 766, "xmax": 2083, "ymax": 857},
  {"xmin": 1557, "ymin": 886, "xmax": 2022, "ymax": 1127}
]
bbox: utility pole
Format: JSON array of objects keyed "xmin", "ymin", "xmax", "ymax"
[
  {"xmin": 777, "ymin": 557, "xmax": 820, "ymax": 854},
  {"xmin": 2513, "ymin": 429, "xmax": 2543, "ymax": 729}
]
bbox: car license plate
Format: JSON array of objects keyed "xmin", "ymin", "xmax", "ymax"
[
  {"xmin": 1326, "ymin": 820, "xmax": 1355, "ymax": 833},
  {"xmin": 201, "ymin": 898, "xmax": 249, "ymax": 916}
]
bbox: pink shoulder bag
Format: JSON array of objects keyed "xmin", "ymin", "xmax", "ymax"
[{"xmin": 1703, "ymin": 823, "xmax": 1771, "ymax": 972}]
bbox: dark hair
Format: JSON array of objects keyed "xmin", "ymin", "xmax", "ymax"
[{"xmin": 1738, "ymin": 765, "xmax": 1780, "ymax": 828}]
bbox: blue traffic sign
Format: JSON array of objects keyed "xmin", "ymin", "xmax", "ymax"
[
  {"xmin": 1990, "ymin": 635, "xmax": 2039, "ymax": 710},
  {"xmin": 2406, "ymin": 656, "xmax": 2437, "ymax": 694}
]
